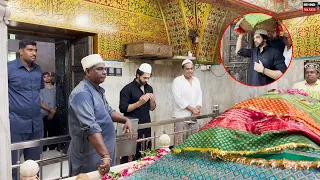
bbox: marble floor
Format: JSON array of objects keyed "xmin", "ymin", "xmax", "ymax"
[{"xmin": 40, "ymin": 150, "xmax": 69, "ymax": 180}]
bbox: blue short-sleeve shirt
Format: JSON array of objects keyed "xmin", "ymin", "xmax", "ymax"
[{"xmin": 8, "ymin": 58, "xmax": 44, "ymax": 133}]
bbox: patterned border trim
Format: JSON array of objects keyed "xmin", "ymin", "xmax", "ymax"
[
  {"xmin": 173, "ymin": 143, "xmax": 320, "ymax": 157},
  {"xmin": 212, "ymin": 153, "xmax": 320, "ymax": 170}
]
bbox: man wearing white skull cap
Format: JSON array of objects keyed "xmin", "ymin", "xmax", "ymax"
[
  {"xmin": 172, "ymin": 59, "xmax": 202, "ymax": 144},
  {"xmin": 235, "ymin": 29, "xmax": 287, "ymax": 86},
  {"xmin": 68, "ymin": 54, "xmax": 133, "ymax": 176},
  {"xmin": 138, "ymin": 63, "xmax": 152, "ymax": 74},
  {"xmin": 119, "ymin": 63, "xmax": 156, "ymax": 163},
  {"xmin": 293, "ymin": 63, "xmax": 320, "ymax": 92}
]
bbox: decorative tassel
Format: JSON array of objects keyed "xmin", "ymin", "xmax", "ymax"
[
  {"xmin": 275, "ymin": 23, "xmax": 282, "ymax": 35},
  {"xmin": 235, "ymin": 27, "xmax": 245, "ymax": 34}
]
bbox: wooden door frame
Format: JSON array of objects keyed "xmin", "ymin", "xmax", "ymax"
[{"xmin": 222, "ymin": 23, "xmax": 253, "ymax": 84}]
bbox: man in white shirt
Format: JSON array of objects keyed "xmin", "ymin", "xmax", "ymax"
[
  {"xmin": 172, "ymin": 59, "xmax": 202, "ymax": 144},
  {"xmin": 283, "ymin": 32, "xmax": 292, "ymax": 67}
]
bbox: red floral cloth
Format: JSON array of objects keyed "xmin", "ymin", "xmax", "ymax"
[{"xmin": 200, "ymin": 108, "xmax": 320, "ymax": 144}]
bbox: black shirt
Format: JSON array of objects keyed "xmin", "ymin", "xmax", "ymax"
[
  {"xmin": 268, "ymin": 36, "xmax": 285, "ymax": 54},
  {"xmin": 238, "ymin": 46, "xmax": 287, "ymax": 86},
  {"xmin": 119, "ymin": 80, "xmax": 153, "ymax": 124}
]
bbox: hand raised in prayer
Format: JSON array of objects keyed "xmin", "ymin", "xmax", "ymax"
[
  {"xmin": 98, "ymin": 157, "xmax": 110, "ymax": 175},
  {"xmin": 254, "ymin": 60, "xmax": 264, "ymax": 73},
  {"xmin": 123, "ymin": 118, "xmax": 134, "ymax": 139},
  {"xmin": 148, "ymin": 93, "xmax": 156, "ymax": 102},
  {"xmin": 138, "ymin": 94, "xmax": 150, "ymax": 105}
]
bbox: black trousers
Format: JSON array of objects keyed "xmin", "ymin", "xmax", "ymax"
[
  {"xmin": 120, "ymin": 128, "xmax": 152, "ymax": 164},
  {"xmin": 43, "ymin": 115, "xmax": 58, "ymax": 151}
]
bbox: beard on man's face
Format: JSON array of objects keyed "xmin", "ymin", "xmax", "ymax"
[
  {"xmin": 139, "ymin": 78, "xmax": 146, "ymax": 85},
  {"xmin": 255, "ymin": 40, "xmax": 265, "ymax": 48}
]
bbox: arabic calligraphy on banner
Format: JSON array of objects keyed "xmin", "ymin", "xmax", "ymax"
[{"xmin": 283, "ymin": 14, "xmax": 320, "ymax": 60}]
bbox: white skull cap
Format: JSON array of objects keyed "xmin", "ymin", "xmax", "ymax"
[
  {"xmin": 255, "ymin": 29, "xmax": 268, "ymax": 36},
  {"xmin": 139, "ymin": 63, "xmax": 152, "ymax": 74},
  {"xmin": 81, "ymin": 54, "xmax": 104, "ymax": 72},
  {"xmin": 182, "ymin": 59, "xmax": 193, "ymax": 66}
]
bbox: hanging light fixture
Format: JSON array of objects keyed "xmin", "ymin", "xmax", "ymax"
[{"xmin": 188, "ymin": 0, "xmax": 199, "ymax": 44}]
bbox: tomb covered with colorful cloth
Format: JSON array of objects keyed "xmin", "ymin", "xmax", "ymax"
[{"xmin": 127, "ymin": 89, "xmax": 320, "ymax": 180}]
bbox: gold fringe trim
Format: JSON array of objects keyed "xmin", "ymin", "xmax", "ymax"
[
  {"xmin": 211, "ymin": 153, "xmax": 320, "ymax": 170},
  {"xmin": 172, "ymin": 143, "xmax": 320, "ymax": 156}
]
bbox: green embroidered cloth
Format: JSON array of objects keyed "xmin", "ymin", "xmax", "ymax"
[{"xmin": 243, "ymin": 14, "xmax": 273, "ymax": 28}]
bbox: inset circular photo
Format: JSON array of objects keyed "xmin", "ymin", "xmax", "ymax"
[{"xmin": 220, "ymin": 13, "xmax": 293, "ymax": 87}]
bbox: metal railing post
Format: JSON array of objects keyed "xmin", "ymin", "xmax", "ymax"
[
  {"xmin": 59, "ymin": 143, "xmax": 63, "ymax": 179},
  {"xmin": 153, "ymin": 131, "xmax": 156, "ymax": 150},
  {"xmin": 16, "ymin": 149, "xmax": 20, "ymax": 180},
  {"xmin": 40, "ymin": 152, "xmax": 43, "ymax": 180},
  {"xmin": 142, "ymin": 134, "xmax": 145, "ymax": 152},
  {"xmin": 213, "ymin": 105, "xmax": 219, "ymax": 116}
]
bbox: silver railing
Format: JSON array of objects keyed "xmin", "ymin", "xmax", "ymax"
[
  {"xmin": 11, "ymin": 105, "xmax": 220, "ymax": 180},
  {"xmin": 11, "ymin": 136, "xmax": 71, "ymax": 180}
]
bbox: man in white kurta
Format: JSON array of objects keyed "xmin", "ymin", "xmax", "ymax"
[{"xmin": 172, "ymin": 59, "xmax": 202, "ymax": 144}]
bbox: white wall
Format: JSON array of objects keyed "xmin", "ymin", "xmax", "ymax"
[{"xmin": 101, "ymin": 60, "xmax": 304, "ymax": 147}]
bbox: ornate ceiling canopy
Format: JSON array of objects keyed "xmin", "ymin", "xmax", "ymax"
[{"xmin": 199, "ymin": 0, "xmax": 320, "ymax": 20}]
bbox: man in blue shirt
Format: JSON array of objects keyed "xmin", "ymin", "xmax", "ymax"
[
  {"xmin": 8, "ymin": 39, "xmax": 44, "ymax": 180},
  {"xmin": 68, "ymin": 54, "xmax": 133, "ymax": 176}
]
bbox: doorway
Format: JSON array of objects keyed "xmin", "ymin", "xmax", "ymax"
[{"xmin": 8, "ymin": 21, "xmax": 96, "ymax": 179}]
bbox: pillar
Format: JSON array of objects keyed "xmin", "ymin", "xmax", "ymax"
[{"xmin": 0, "ymin": 0, "xmax": 12, "ymax": 179}]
